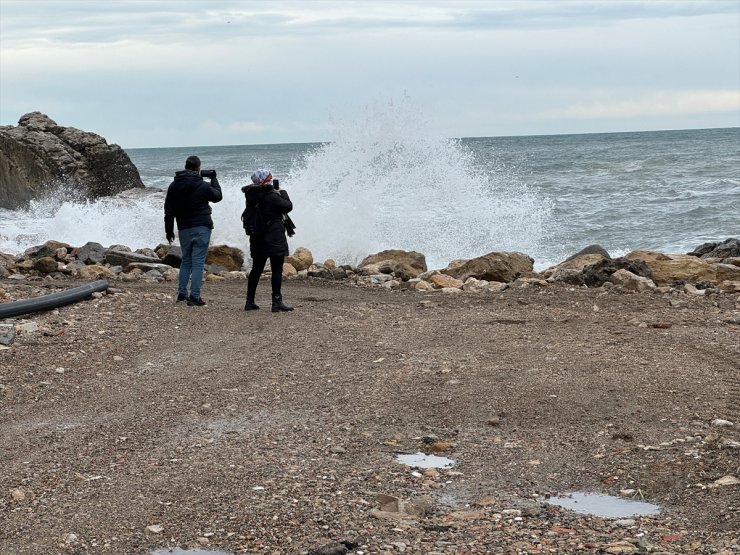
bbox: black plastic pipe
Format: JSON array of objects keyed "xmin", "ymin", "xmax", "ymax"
[{"xmin": 0, "ymin": 280, "xmax": 109, "ymax": 319}]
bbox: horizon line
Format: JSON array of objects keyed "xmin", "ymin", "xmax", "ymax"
[{"xmin": 123, "ymin": 125, "xmax": 740, "ymax": 150}]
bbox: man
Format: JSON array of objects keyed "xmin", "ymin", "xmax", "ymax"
[{"xmin": 164, "ymin": 155, "xmax": 222, "ymax": 306}]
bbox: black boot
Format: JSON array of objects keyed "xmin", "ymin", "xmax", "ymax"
[
  {"xmin": 244, "ymin": 292, "xmax": 259, "ymax": 310},
  {"xmin": 271, "ymin": 294, "xmax": 293, "ymax": 312}
]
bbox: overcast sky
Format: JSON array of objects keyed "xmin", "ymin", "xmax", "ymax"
[{"xmin": 1, "ymin": 0, "xmax": 738, "ymax": 148}]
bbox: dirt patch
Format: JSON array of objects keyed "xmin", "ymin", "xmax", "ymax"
[{"xmin": 1, "ymin": 278, "xmax": 738, "ymax": 554}]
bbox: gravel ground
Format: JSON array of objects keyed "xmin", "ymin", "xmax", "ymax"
[{"xmin": 1, "ymin": 277, "xmax": 738, "ymax": 554}]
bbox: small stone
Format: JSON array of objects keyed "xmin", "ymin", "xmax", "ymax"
[
  {"xmin": 55, "ymin": 367, "xmax": 65, "ymax": 374},
  {"xmin": 487, "ymin": 416, "xmax": 501, "ymax": 426},
  {"xmin": 10, "ymin": 488, "xmax": 26, "ymax": 501},
  {"xmin": 501, "ymin": 508, "xmax": 522, "ymax": 517},
  {"xmin": 709, "ymin": 475, "xmax": 739, "ymax": 488},
  {"xmin": 146, "ymin": 524, "xmax": 164, "ymax": 534},
  {"xmin": 329, "ymin": 446, "xmax": 346, "ymax": 454},
  {"xmin": 113, "ymin": 355, "xmax": 124, "ymax": 362},
  {"xmin": 711, "ymin": 418, "xmax": 734, "ymax": 428},
  {"xmin": 615, "ymin": 518, "xmax": 636, "ymax": 527},
  {"xmin": 427, "ymin": 441, "xmax": 453, "ymax": 453},
  {"xmin": 16, "ymin": 322, "xmax": 40, "ymax": 334},
  {"xmin": 0, "ymin": 324, "xmax": 15, "ymax": 346},
  {"xmin": 63, "ymin": 533, "xmax": 79, "ymax": 544}
]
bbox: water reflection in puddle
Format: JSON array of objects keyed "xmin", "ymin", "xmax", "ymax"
[
  {"xmin": 396, "ymin": 452, "xmax": 455, "ymax": 468},
  {"xmin": 152, "ymin": 549, "xmax": 231, "ymax": 555},
  {"xmin": 545, "ymin": 492, "xmax": 661, "ymax": 518}
]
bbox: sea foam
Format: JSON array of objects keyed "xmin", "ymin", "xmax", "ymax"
[{"xmin": 1, "ymin": 99, "xmax": 555, "ymax": 270}]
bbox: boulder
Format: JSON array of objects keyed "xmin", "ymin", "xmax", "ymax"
[
  {"xmin": 205, "ymin": 263, "xmax": 228, "ymax": 276},
  {"xmin": 718, "ymin": 281, "xmax": 740, "ymax": 293},
  {"xmin": 282, "ymin": 263, "xmax": 298, "ymax": 278},
  {"xmin": 0, "ymin": 112, "xmax": 144, "ymax": 209},
  {"xmin": 462, "ymin": 278, "xmax": 489, "ymax": 293},
  {"xmin": 23, "ymin": 243, "xmax": 56, "ymax": 260},
  {"xmin": 206, "ymin": 245, "xmax": 244, "ymax": 271},
  {"xmin": 286, "ymin": 247, "xmax": 314, "ymax": 272},
  {"xmin": 358, "ymin": 250, "xmax": 427, "ymax": 280},
  {"xmin": 135, "ymin": 247, "xmax": 158, "ymax": 258},
  {"xmin": 429, "ymin": 274, "xmax": 464, "ymax": 289},
  {"xmin": 609, "ymin": 269, "xmax": 656, "ymax": 292},
  {"xmin": 543, "ymin": 246, "xmax": 610, "ymax": 279},
  {"xmin": 105, "ymin": 250, "xmax": 160, "ymax": 267},
  {"xmin": 625, "ymin": 250, "xmax": 722, "ymax": 286},
  {"xmin": 716, "ymin": 263, "xmax": 740, "ymax": 283},
  {"xmin": 33, "ymin": 256, "xmax": 59, "ymax": 274},
  {"xmin": 124, "ymin": 262, "xmax": 173, "ymax": 274},
  {"xmin": 581, "ymin": 258, "xmax": 652, "ymax": 287},
  {"xmin": 687, "ymin": 238, "xmax": 740, "ymax": 259},
  {"xmin": 162, "ymin": 245, "xmax": 182, "ymax": 268},
  {"xmin": 0, "ymin": 251, "xmax": 16, "ymax": 272},
  {"xmin": 77, "ymin": 241, "xmax": 107, "ymax": 265},
  {"xmin": 154, "ymin": 243, "xmax": 170, "ymax": 258},
  {"xmin": 442, "ymin": 251, "xmax": 533, "ymax": 283},
  {"xmin": 108, "ymin": 244, "xmax": 132, "ymax": 252},
  {"xmin": 76, "ymin": 264, "xmax": 115, "ymax": 279}
]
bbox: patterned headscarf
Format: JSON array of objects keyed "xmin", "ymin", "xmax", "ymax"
[{"xmin": 250, "ymin": 169, "xmax": 273, "ymax": 186}]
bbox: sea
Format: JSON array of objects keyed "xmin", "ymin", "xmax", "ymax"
[{"xmin": 0, "ymin": 107, "xmax": 738, "ymax": 271}]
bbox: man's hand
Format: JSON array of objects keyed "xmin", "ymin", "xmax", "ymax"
[{"xmin": 166, "ymin": 233, "xmax": 175, "ymax": 243}]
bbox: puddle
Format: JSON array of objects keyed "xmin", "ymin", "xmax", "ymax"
[
  {"xmin": 545, "ymin": 492, "xmax": 661, "ymax": 518},
  {"xmin": 396, "ymin": 452, "xmax": 455, "ymax": 469},
  {"xmin": 152, "ymin": 549, "xmax": 231, "ymax": 555}
]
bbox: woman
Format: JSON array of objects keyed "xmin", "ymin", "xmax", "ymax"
[{"xmin": 242, "ymin": 169, "xmax": 294, "ymax": 312}]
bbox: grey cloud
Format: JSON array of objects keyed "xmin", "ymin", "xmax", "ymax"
[{"xmin": 2, "ymin": 0, "xmax": 737, "ymax": 46}]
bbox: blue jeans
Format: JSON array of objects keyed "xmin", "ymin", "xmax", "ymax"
[{"xmin": 178, "ymin": 226, "xmax": 211, "ymax": 299}]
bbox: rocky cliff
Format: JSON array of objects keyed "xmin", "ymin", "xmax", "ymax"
[{"xmin": 0, "ymin": 112, "xmax": 144, "ymax": 209}]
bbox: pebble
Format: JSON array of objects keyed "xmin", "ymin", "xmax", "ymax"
[
  {"xmin": 55, "ymin": 367, "xmax": 65, "ymax": 374},
  {"xmin": 10, "ymin": 488, "xmax": 26, "ymax": 501},
  {"xmin": 615, "ymin": 518, "xmax": 636, "ymax": 527},
  {"xmin": 711, "ymin": 418, "xmax": 734, "ymax": 428},
  {"xmin": 145, "ymin": 524, "xmax": 164, "ymax": 534}
]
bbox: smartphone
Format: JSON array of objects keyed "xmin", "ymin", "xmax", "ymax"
[{"xmin": 273, "ymin": 178, "xmax": 280, "ymax": 190}]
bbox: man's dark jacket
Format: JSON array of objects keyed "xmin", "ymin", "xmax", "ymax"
[
  {"xmin": 242, "ymin": 184, "xmax": 293, "ymax": 258},
  {"xmin": 164, "ymin": 170, "xmax": 223, "ymax": 237}
]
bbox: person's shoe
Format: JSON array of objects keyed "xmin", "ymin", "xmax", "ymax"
[
  {"xmin": 271, "ymin": 294, "xmax": 293, "ymax": 312},
  {"xmin": 244, "ymin": 297, "xmax": 260, "ymax": 310},
  {"xmin": 176, "ymin": 293, "xmax": 187, "ymax": 303},
  {"xmin": 187, "ymin": 296, "xmax": 206, "ymax": 306}
]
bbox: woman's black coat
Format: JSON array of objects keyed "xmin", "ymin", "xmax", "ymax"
[{"xmin": 242, "ymin": 184, "xmax": 293, "ymax": 258}]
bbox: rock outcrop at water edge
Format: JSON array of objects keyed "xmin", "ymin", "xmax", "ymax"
[{"xmin": 0, "ymin": 112, "xmax": 144, "ymax": 209}]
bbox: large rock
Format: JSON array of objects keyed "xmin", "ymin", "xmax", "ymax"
[
  {"xmin": 0, "ymin": 251, "xmax": 16, "ymax": 271},
  {"xmin": 162, "ymin": 245, "xmax": 182, "ymax": 268},
  {"xmin": 624, "ymin": 250, "xmax": 733, "ymax": 286},
  {"xmin": 442, "ymin": 251, "xmax": 533, "ymax": 283},
  {"xmin": 285, "ymin": 247, "xmax": 314, "ymax": 272},
  {"xmin": 0, "ymin": 112, "xmax": 144, "ymax": 209},
  {"xmin": 610, "ymin": 269, "xmax": 656, "ymax": 292},
  {"xmin": 77, "ymin": 241, "xmax": 107, "ymax": 265},
  {"xmin": 580, "ymin": 258, "xmax": 652, "ymax": 287},
  {"xmin": 358, "ymin": 250, "xmax": 427, "ymax": 280},
  {"xmin": 105, "ymin": 250, "xmax": 161, "ymax": 267},
  {"xmin": 687, "ymin": 238, "xmax": 740, "ymax": 259},
  {"xmin": 563, "ymin": 244, "xmax": 611, "ymax": 263},
  {"xmin": 124, "ymin": 262, "xmax": 173, "ymax": 274},
  {"xmin": 33, "ymin": 257, "xmax": 60, "ymax": 274},
  {"xmin": 206, "ymin": 245, "xmax": 244, "ymax": 271}
]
